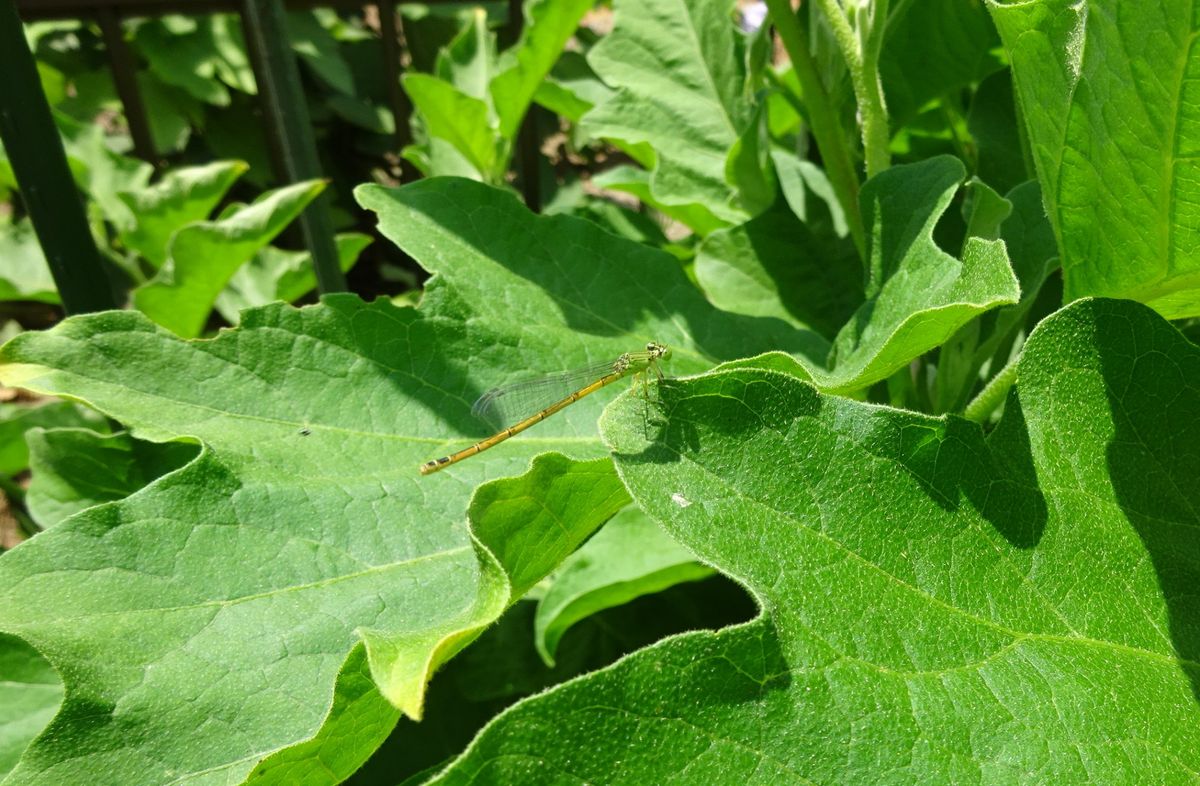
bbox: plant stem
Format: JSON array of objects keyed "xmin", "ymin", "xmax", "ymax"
[
  {"xmin": 963, "ymin": 357, "xmax": 1018, "ymax": 423},
  {"xmin": 856, "ymin": 0, "xmax": 892, "ymax": 177},
  {"xmin": 814, "ymin": 0, "xmax": 891, "ymax": 178},
  {"xmin": 765, "ymin": 0, "xmax": 866, "ymax": 260}
]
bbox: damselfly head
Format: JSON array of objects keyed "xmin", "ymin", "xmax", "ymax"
[{"xmin": 646, "ymin": 342, "xmax": 670, "ymax": 360}]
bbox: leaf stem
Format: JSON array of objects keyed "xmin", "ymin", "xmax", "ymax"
[
  {"xmin": 813, "ymin": 0, "xmax": 891, "ymax": 178},
  {"xmin": 963, "ymin": 356, "xmax": 1018, "ymax": 423},
  {"xmin": 765, "ymin": 0, "xmax": 866, "ymax": 260}
]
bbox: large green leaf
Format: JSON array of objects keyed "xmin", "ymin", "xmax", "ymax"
[
  {"xmin": 0, "ymin": 309, "xmax": 620, "ymax": 785},
  {"xmin": 430, "ymin": 297, "xmax": 1200, "ymax": 783},
  {"xmin": 355, "ymin": 177, "xmax": 826, "ymax": 367},
  {"xmin": 117, "ymin": 161, "xmax": 248, "ymax": 269},
  {"xmin": 990, "ymin": 0, "xmax": 1200, "ymax": 317},
  {"xmin": 490, "ymin": 0, "xmax": 593, "ymax": 139},
  {"xmin": 583, "ymin": 0, "xmax": 751, "ymax": 223},
  {"xmin": 0, "ymin": 175, "xmax": 816, "ymax": 783},
  {"xmin": 131, "ymin": 180, "xmax": 325, "ymax": 337}
]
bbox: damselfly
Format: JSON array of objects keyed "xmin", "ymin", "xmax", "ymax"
[{"xmin": 419, "ymin": 342, "xmax": 671, "ymax": 475}]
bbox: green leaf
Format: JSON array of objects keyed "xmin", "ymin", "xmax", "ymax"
[
  {"xmin": 54, "ymin": 113, "xmax": 153, "ymax": 229},
  {"xmin": 470, "ymin": 456, "xmax": 632, "ymax": 603},
  {"xmin": 584, "ymin": 0, "xmax": 751, "ymax": 223},
  {"xmin": 0, "ymin": 172, "xmax": 821, "ymax": 782},
  {"xmin": 132, "ymin": 179, "xmax": 326, "ymax": 337},
  {"xmin": 246, "ymin": 646, "xmax": 399, "ymax": 786},
  {"xmin": 431, "ymin": 297, "xmax": 1200, "ymax": 783},
  {"xmin": 0, "ymin": 218, "xmax": 58, "ymax": 305},
  {"xmin": 968, "ymin": 69, "xmax": 1028, "ymax": 196},
  {"xmin": 592, "ymin": 165, "xmax": 728, "ymax": 237},
  {"xmin": 695, "ymin": 200, "xmax": 862, "ymax": 338},
  {"xmin": 0, "ymin": 307, "xmax": 621, "ymax": 783},
  {"xmin": 402, "ymin": 73, "xmax": 498, "ymax": 179},
  {"xmin": 133, "ymin": 19, "xmax": 232, "ymax": 106},
  {"xmin": 773, "ymin": 151, "xmax": 849, "ymax": 239},
  {"xmin": 533, "ymin": 51, "xmax": 613, "ymax": 123},
  {"xmin": 213, "ymin": 233, "xmax": 371, "ymax": 324},
  {"xmin": 990, "ymin": 0, "xmax": 1200, "ymax": 317},
  {"xmin": 355, "ymin": 177, "xmax": 828, "ymax": 367},
  {"xmin": 287, "ymin": 11, "xmax": 355, "ymax": 95},
  {"xmin": 490, "ymin": 0, "xmax": 593, "ymax": 140},
  {"xmin": 534, "ymin": 505, "xmax": 713, "ymax": 665},
  {"xmin": 814, "ymin": 156, "xmax": 1019, "ymax": 393},
  {"xmin": 436, "ymin": 7, "xmax": 497, "ymax": 100},
  {"xmin": 724, "ymin": 102, "xmax": 776, "ymax": 216},
  {"xmin": 0, "ymin": 634, "xmax": 62, "ymax": 779},
  {"xmin": 210, "ymin": 14, "xmax": 257, "ymax": 94},
  {"xmin": 25, "ymin": 429, "xmax": 198, "ymax": 529},
  {"xmin": 117, "ymin": 161, "xmax": 248, "ymax": 269},
  {"xmin": 880, "ymin": 0, "xmax": 1004, "ymax": 128},
  {"xmin": 0, "ymin": 401, "xmax": 108, "ymax": 477}
]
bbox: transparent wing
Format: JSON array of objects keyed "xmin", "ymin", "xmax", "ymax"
[{"xmin": 471, "ymin": 358, "xmax": 622, "ymax": 429}]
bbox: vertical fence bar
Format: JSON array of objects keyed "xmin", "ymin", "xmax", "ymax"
[
  {"xmin": 97, "ymin": 7, "xmax": 157, "ymax": 165},
  {"xmin": 0, "ymin": 0, "xmax": 115, "ymax": 314},
  {"xmin": 239, "ymin": 0, "xmax": 346, "ymax": 293},
  {"xmin": 377, "ymin": 3, "xmax": 409, "ymax": 151}
]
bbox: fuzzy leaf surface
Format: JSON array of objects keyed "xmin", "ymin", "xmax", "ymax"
[
  {"xmin": 0, "ymin": 176, "xmax": 815, "ymax": 784},
  {"xmin": 991, "ymin": 0, "xmax": 1200, "ymax": 316},
  {"xmin": 429, "ymin": 297, "xmax": 1200, "ymax": 784}
]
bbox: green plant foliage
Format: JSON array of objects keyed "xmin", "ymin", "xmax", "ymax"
[
  {"xmin": 879, "ymin": 0, "xmax": 1004, "ymax": 128},
  {"xmin": 0, "ymin": 218, "xmax": 58, "ymax": 305},
  {"xmin": 534, "ymin": 505, "xmax": 714, "ymax": 666},
  {"xmin": 990, "ymin": 0, "xmax": 1200, "ymax": 317},
  {"xmin": 286, "ymin": 11, "xmax": 355, "ymax": 95},
  {"xmin": 583, "ymin": 0, "xmax": 758, "ymax": 224},
  {"xmin": 25, "ymin": 428, "xmax": 198, "ymax": 528},
  {"xmin": 131, "ymin": 179, "xmax": 325, "ymax": 337},
  {"xmin": 0, "ymin": 304, "xmax": 622, "ymax": 784},
  {"xmin": 0, "ymin": 635, "xmax": 61, "ymax": 779},
  {"xmin": 403, "ymin": 73, "xmax": 499, "ymax": 177},
  {"xmin": 427, "ymin": 298, "xmax": 1200, "ymax": 783},
  {"xmin": 0, "ymin": 401, "xmax": 108, "ymax": 476},
  {"xmin": 0, "ymin": 171, "xmax": 818, "ymax": 782},
  {"xmin": 402, "ymin": 0, "xmax": 591, "ymax": 182},
  {"xmin": 490, "ymin": 0, "xmax": 593, "ymax": 140},
  {"xmin": 116, "ymin": 161, "xmax": 249, "ymax": 268},
  {"xmin": 213, "ymin": 233, "xmax": 372, "ymax": 324},
  {"xmin": 133, "ymin": 17, "xmax": 236, "ymax": 106},
  {"xmin": 5, "ymin": 2, "xmax": 1199, "ymax": 781}
]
